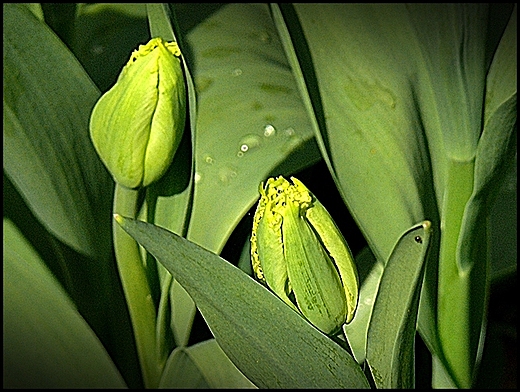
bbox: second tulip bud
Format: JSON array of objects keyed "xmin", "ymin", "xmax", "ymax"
[{"xmin": 251, "ymin": 176, "xmax": 359, "ymax": 335}]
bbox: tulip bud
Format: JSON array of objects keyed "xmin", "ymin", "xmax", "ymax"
[
  {"xmin": 251, "ymin": 176, "xmax": 359, "ymax": 335},
  {"xmin": 89, "ymin": 37, "xmax": 186, "ymax": 188}
]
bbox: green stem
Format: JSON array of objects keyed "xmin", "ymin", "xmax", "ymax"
[
  {"xmin": 437, "ymin": 158, "xmax": 477, "ymax": 388},
  {"xmin": 113, "ymin": 184, "xmax": 161, "ymax": 388},
  {"xmin": 156, "ymin": 272, "xmax": 173, "ymax": 369}
]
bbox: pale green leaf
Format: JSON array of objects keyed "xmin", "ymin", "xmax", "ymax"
[
  {"xmin": 115, "ymin": 215, "xmax": 370, "ymax": 389},
  {"xmin": 184, "ymin": 339, "xmax": 256, "ymax": 388},
  {"xmin": 366, "ymin": 221, "xmax": 432, "ymax": 389},
  {"xmin": 160, "ymin": 340, "xmax": 256, "ymax": 388},
  {"xmin": 185, "ymin": 3, "xmax": 321, "ymax": 253},
  {"xmin": 343, "ymin": 247, "xmax": 383, "ymax": 365}
]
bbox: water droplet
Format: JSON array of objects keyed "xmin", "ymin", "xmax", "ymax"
[
  {"xmin": 219, "ymin": 166, "xmax": 238, "ymax": 184},
  {"xmin": 237, "ymin": 134, "xmax": 262, "ymax": 156},
  {"xmin": 194, "ymin": 172, "xmax": 202, "ymax": 183},
  {"xmin": 232, "ymin": 68, "xmax": 243, "ymax": 76},
  {"xmin": 283, "ymin": 127, "xmax": 295, "ymax": 137},
  {"xmin": 195, "ymin": 76, "xmax": 214, "ymax": 94},
  {"xmin": 263, "ymin": 124, "xmax": 276, "ymax": 137},
  {"xmin": 203, "ymin": 154, "xmax": 215, "ymax": 165}
]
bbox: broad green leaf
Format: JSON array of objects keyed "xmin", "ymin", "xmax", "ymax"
[
  {"xmin": 276, "ymin": 4, "xmax": 433, "ymax": 264},
  {"xmin": 3, "ymin": 219, "xmax": 126, "ymax": 388},
  {"xmin": 115, "ymin": 215, "xmax": 370, "ymax": 389},
  {"xmin": 366, "ymin": 221, "xmax": 432, "ymax": 388},
  {"xmin": 185, "ymin": 3, "xmax": 321, "ymax": 254},
  {"xmin": 274, "ymin": 4, "xmax": 515, "ymax": 387},
  {"xmin": 160, "ymin": 339, "xmax": 256, "ymax": 388},
  {"xmin": 3, "ymin": 7, "xmax": 140, "ymax": 385},
  {"xmin": 3, "ymin": 3, "xmax": 112, "ymax": 260}
]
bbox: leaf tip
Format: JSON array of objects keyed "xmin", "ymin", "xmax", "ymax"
[{"xmin": 113, "ymin": 213, "xmax": 123, "ymax": 225}]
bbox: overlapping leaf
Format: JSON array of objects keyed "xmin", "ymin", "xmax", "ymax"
[
  {"xmin": 273, "ymin": 4, "xmax": 516, "ymax": 387},
  {"xmin": 116, "ymin": 215, "xmax": 370, "ymax": 389},
  {"xmin": 366, "ymin": 221, "xmax": 432, "ymax": 388},
  {"xmin": 184, "ymin": 3, "xmax": 321, "ymax": 253},
  {"xmin": 3, "ymin": 219, "xmax": 126, "ymax": 388},
  {"xmin": 3, "ymin": 3, "xmax": 112, "ymax": 260}
]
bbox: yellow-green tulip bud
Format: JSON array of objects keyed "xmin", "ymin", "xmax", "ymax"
[
  {"xmin": 251, "ymin": 176, "xmax": 359, "ymax": 335},
  {"xmin": 89, "ymin": 37, "xmax": 186, "ymax": 188}
]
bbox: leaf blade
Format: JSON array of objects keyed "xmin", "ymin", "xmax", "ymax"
[
  {"xmin": 3, "ymin": 219, "xmax": 126, "ymax": 388},
  {"xmin": 115, "ymin": 215, "xmax": 370, "ymax": 389},
  {"xmin": 366, "ymin": 221, "xmax": 432, "ymax": 389}
]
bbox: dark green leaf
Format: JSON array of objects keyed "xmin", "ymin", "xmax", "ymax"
[
  {"xmin": 3, "ymin": 3, "xmax": 112, "ymax": 260},
  {"xmin": 3, "ymin": 219, "xmax": 126, "ymax": 388}
]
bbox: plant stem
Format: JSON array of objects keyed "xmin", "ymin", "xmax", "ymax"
[
  {"xmin": 437, "ymin": 158, "xmax": 486, "ymax": 388},
  {"xmin": 113, "ymin": 184, "xmax": 161, "ymax": 388}
]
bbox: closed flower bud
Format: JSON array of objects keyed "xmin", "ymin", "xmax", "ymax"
[
  {"xmin": 251, "ymin": 176, "xmax": 359, "ymax": 335},
  {"xmin": 89, "ymin": 37, "xmax": 186, "ymax": 188}
]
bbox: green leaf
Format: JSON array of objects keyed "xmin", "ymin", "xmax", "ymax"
[
  {"xmin": 115, "ymin": 215, "xmax": 370, "ymax": 389},
  {"xmin": 160, "ymin": 339, "xmax": 256, "ymax": 388},
  {"xmin": 274, "ymin": 4, "xmax": 516, "ymax": 387},
  {"xmin": 3, "ymin": 3, "xmax": 112, "ymax": 260},
  {"xmin": 184, "ymin": 3, "xmax": 321, "ymax": 254},
  {"xmin": 274, "ymin": 4, "xmax": 433, "ymax": 264},
  {"xmin": 366, "ymin": 221, "xmax": 432, "ymax": 388},
  {"xmin": 3, "ymin": 7, "xmax": 141, "ymax": 385},
  {"xmin": 3, "ymin": 219, "xmax": 126, "ymax": 388},
  {"xmin": 343, "ymin": 247, "xmax": 383, "ymax": 365},
  {"xmin": 159, "ymin": 347, "xmax": 210, "ymax": 388}
]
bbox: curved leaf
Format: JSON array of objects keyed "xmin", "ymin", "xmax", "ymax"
[
  {"xmin": 366, "ymin": 221, "xmax": 432, "ymax": 388},
  {"xmin": 3, "ymin": 3, "xmax": 112, "ymax": 260},
  {"xmin": 115, "ymin": 215, "xmax": 370, "ymax": 389},
  {"xmin": 185, "ymin": 3, "xmax": 321, "ymax": 253},
  {"xmin": 343, "ymin": 247, "xmax": 383, "ymax": 365},
  {"xmin": 158, "ymin": 347, "xmax": 209, "ymax": 388},
  {"xmin": 3, "ymin": 219, "xmax": 126, "ymax": 388},
  {"xmin": 160, "ymin": 339, "xmax": 256, "ymax": 388}
]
